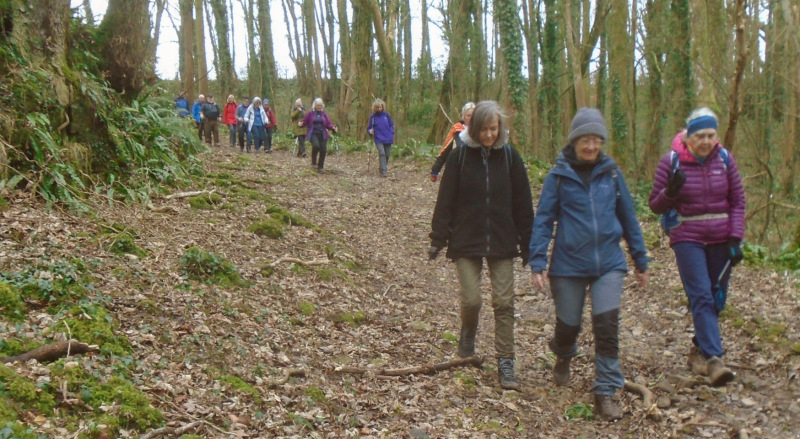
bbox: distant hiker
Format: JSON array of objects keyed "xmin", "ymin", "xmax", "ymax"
[
  {"xmin": 429, "ymin": 100, "xmax": 534, "ymax": 391},
  {"xmin": 201, "ymin": 95, "xmax": 221, "ymax": 147},
  {"xmin": 290, "ymin": 98, "xmax": 307, "ymax": 157},
  {"xmin": 245, "ymin": 97, "xmax": 268, "ymax": 153},
  {"xmin": 263, "ymin": 98, "xmax": 277, "ymax": 153},
  {"xmin": 299, "ymin": 98, "xmax": 338, "ymax": 173},
  {"xmin": 528, "ymin": 108, "xmax": 649, "ymax": 421},
  {"xmin": 236, "ymin": 97, "xmax": 252, "ymax": 152},
  {"xmin": 222, "ymin": 94, "xmax": 238, "ymax": 148},
  {"xmin": 175, "ymin": 93, "xmax": 190, "ymax": 118},
  {"xmin": 430, "ymin": 102, "xmax": 475, "ymax": 182},
  {"xmin": 367, "ymin": 98, "xmax": 395, "ymax": 177},
  {"xmin": 192, "ymin": 94, "xmax": 205, "ymax": 141},
  {"xmin": 649, "ymin": 107, "xmax": 745, "ymax": 387}
]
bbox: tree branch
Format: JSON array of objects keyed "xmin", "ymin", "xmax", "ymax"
[
  {"xmin": 335, "ymin": 356, "xmax": 484, "ymax": 376},
  {"xmin": 1, "ymin": 340, "xmax": 99, "ymax": 364}
]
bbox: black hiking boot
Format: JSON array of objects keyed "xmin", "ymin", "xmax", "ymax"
[{"xmin": 498, "ymin": 358, "xmax": 520, "ymax": 391}]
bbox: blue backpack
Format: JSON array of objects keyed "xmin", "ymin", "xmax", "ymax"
[{"xmin": 661, "ymin": 148, "xmax": 729, "ymax": 236}]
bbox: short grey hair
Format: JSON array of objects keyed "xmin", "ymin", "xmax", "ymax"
[
  {"xmin": 461, "ymin": 102, "xmax": 475, "ymax": 119},
  {"xmin": 295, "ymin": 98, "xmax": 302, "ymax": 106},
  {"xmin": 312, "ymin": 98, "xmax": 325, "ymax": 109},
  {"xmin": 686, "ymin": 107, "xmax": 718, "ymax": 125}
]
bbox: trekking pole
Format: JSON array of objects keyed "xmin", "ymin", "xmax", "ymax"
[
  {"xmin": 712, "ymin": 259, "xmax": 732, "ymax": 312},
  {"xmin": 291, "ymin": 136, "xmax": 297, "ymax": 164}
]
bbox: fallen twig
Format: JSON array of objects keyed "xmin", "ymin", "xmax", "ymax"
[
  {"xmin": 265, "ymin": 367, "xmax": 307, "ymax": 387},
  {"xmin": 1, "ymin": 340, "xmax": 99, "ymax": 364},
  {"xmin": 162, "ymin": 189, "xmax": 216, "ymax": 200},
  {"xmin": 268, "ymin": 255, "xmax": 330, "ymax": 268},
  {"xmin": 623, "ymin": 380, "xmax": 663, "ymax": 421},
  {"xmin": 139, "ymin": 421, "xmax": 202, "ymax": 439},
  {"xmin": 146, "ymin": 203, "xmax": 179, "ymax": 214},
  {"xmin": 336, "ymin": 356, "xmax": 484, "ymax": 376}
]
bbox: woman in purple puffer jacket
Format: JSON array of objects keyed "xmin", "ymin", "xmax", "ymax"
[{"xmin": 649, "ymin": 107, "xmax": 745, "ymax": 387}]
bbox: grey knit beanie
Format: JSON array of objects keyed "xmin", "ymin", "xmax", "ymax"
[{"xmin": 568, "ymin": 108, "xmax": 608, "ymax": 144}]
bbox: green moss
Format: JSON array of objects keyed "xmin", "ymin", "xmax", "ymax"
[
  {"xmin": 247, "ymin": 219, "xmax": 284, "ymax": 238},
  {"xmin": 442, "ymin": 332, "xmax": 458, "ymax": 344},
  {"xmin": 104, "ymin": 232, "xmax": 149, "ymax": 258},
  {"xmin": 453, "ymin": 371, "xmax": 477, "ymax": 391},
  {"xmin": 298, "ymin": 301, "xmax": 316, "ymax": 316},
  {"xmin": 330, "ymin": 311, "xmax": 366, "ymax": 327},
  {"xmin": 42, "ymin": 305, "xmax": 130, "ymax": 356},
  {"xmin": 0, "ymin": 363, "xmax": 56, "ymax": 417},
  {"xmin": 0, "ymin": 337, "xmax": 42, "ymax": 358},
  {"xmin": 0, "ymin": 282, "xmax": 26, "ymax": 322},
  {"xmin": 0, "ymin": 196, "xmax": 8, "ymax": 212},
  {"xmin": 179, "ymin": 247, "xmax": 246, "ymax": 286},
  {"xmin": 304, "ymin": 386, "xmax": 327, "ymax": 403},
  {"xmin": 0, "ymin": 421, "xmax": 36, "ymax": 439},
  {"xmin": 316, "ymin": 267, "xmax": 352, "ymax": 283},
  {"xmin": 565, "ymin": 402, "xmax": 594, "ymax": 421},
  {"xmin": 266, "ymin": 205, "xmax": 320, "ymax": 231},
  {"xmin": 88, "ymin": 376, "xmax": 163, "ymax": 431},
  {"xmin": 219, "ymin": 375, "xmax": 260, "ymax": 400},
  {"xmin": 187, "ymin": 193, "xmax": 223, "ymax": 209}
]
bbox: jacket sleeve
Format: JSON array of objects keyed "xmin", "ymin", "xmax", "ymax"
[
  {"xmin": 429, "ymin": 148, "xmax": 462, "ymax": 248},
  {"xmin": 615, "ymin": 169, "xmax": 650, "ymax": 272},
  {"xmin": 244, "ymin": 107, "xmax": 252, "ymax": 123},
  {"xmin": 528, "ymin": 172, "xmax": 559, "ymax": 272},
  {"xmin": 367, "ymin": 114, "xmax": 374, "ymax": 133},
  {"xmin": 649, "ymin": 154, "xmax": 677, "ymax": 214},
  {"xmin": 388, "ymin": 114, "xmax": 395, "ymax": 136},
  {"xmin": 324, "ymin": 113, "xmax": 336, "ymax": 130},
  {"xmin": 726, "ymin": 153, "xmax": 746, "ymax": 240},
  {"xmin": 431, "ymin": 142, "xmax": 454, "ymax": 175},
  {"xmin": 510, "ymin": 148, "xmax": 534, "ymax": 257}
]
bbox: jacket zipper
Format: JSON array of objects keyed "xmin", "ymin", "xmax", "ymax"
[{"xmin": 589, "ymin": 175, "xmax": 601, "ymax": 275}]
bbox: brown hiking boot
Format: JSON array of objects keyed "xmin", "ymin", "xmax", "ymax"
[
  {"xmin": 594, "ymin": 394, "xmax": 622, "ymax": 421},
  {"xmin": 707, "ymin": 356, "xmax": 735, "ymax": 387},
  {"xmin": 553, "ymin": 356, "xmax": 571, "ymax": 386},
  {"xmin": 687, "ymin": 345, "xmax": 708, "ymax": 376}
]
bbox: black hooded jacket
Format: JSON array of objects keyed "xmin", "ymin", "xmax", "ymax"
[{"xmin": 429, "ymin": 130, "xmax": 534, "ymax": 260}]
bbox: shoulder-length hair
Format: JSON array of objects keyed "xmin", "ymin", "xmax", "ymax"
[
  {"xmin": 372, "ymin": 98, "xmax": 386, "ymax": 112},
  {"xmin": 312, "ymin": 98, "xmax": 325, "ymax": 109},
  {"xmin": 467, "ymin": 101, "xmax": 507, "ymax": 143}
]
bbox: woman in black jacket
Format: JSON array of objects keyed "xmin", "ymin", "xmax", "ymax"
[{"xmin": 428, "ymin": 100, "xmax": 534, "ymax": 390}]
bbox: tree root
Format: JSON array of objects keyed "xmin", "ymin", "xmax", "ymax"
[
  {"xmin": 336, "ymin": 356, "xmax": 484, "ymax": 376},
  {"xmin": 623, "ymin": 380, "xmax": 664, "ymax": 421},
  {"xmin": 0, "ymin": 340, "xmax": 99, "ymax": 364},
  {"xmin": 162, "ymin": 189, "xmax": 216, "ymax": 200},
  {"xmin": 264, "ymin": 367, "xmax": 307, "ymax": 387},
  {"xmin": 145, "ymin": 203, "xmax": 179, "ymax": 213}
]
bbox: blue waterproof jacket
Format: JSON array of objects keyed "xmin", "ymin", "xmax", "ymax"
[
  {"xmin": 528, "ymin": 152, "xmax": 649, "ymax": 277},
  {"xmin": 192, "ymin": 101, "xmax": 203, "ymax": 123}
]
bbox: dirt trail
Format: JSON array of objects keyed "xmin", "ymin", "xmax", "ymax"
[{"xmin": 2, "ymin": 147, "xmax": 799, "ymax": 438}]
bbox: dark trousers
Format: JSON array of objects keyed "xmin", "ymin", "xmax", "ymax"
[
  {"xmin": 196, "ymin": 120, "xmax": 205, "ymax": 141},
  {"xmin": 265, "ymin": 126, "xmax": 273, "ymax": 151},
  {"xmin": 204, "ymin": 119, "xmax": 219, "ymax": 146},
  {"xmin": 310, "ymin": 134, "xmax": 327, "ymax": 169},
  {"xmin": 237, "ymin": 123, "xmax": 252, "ymax": 152},
  {"xmin": 296, "ymin": 135, "xmax": 306, "ymax": 156}
]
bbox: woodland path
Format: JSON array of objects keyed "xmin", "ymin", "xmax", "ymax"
[{"xmin": 2, "ymin": 146, "xmax": 799, "ymax": 438}]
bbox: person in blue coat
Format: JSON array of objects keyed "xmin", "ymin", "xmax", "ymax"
[
  {"xmin": 367, "ymin": 98, "xmax": 395, "ymax": 177},
  {"xmin": 192, "ymin": 94, "xmax": 205, "ymax": 142},
  {"xmin": 175, "ymin": 93, "xmax": 190, "ymax": 118},
  {"xmin": 528, "ymin": 108, "xmax": 649, "ymax": 421}
]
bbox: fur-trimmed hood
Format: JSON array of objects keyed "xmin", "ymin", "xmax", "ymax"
[{"xmin": 458, "ymin": 128, "xmax": 509, "ymax": 150}]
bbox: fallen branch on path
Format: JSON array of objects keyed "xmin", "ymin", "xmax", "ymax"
[
  {"xmin": 145, "ymin": 203, "xmax": 179, "ymax": 213},
  {"xmin": 0, "ymin": 340, "xmax": 99, "ymax": 364},
  {"xmin": 162, "ymin": 189, "xmax": 216, "ymax": 200},
  {"xmin": 623, "ymin": 380, "xmax": 663, "ymax": 421},
  {"xmin": 139, "ymin": 421, "xmax": 203, "ymax": 439},
  {"xmin": 335, "ymin": 356, "xmax": 484, "ymax": 376},
  {"xmin": 264, "ymin": 367, "xmax": 307, "ymax": 387},
  {"xmin": 268, "ymin": 255, "xmax": 330, "ymax": 268}
]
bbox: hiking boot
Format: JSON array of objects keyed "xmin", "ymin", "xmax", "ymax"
[
  {"xmin": 594, "ymin": 394, "xmax": 622, "ymax": 421},
  {"xmin": 497, "ymin": 358, "xmax": 520, "ymax": 391},
  {"xmin": 457, "ymin": 329, "xmax": 475, "ymax": 358},
  {"xmin": 707, "ymin": 356, "xmax": 734, "ymax": 387},
  {"xmin": 553, "ymin": 356, "xmax": 571, "ymax": 386},
  {"xmin": 687, "ymin": 345, "xmax": 708, "ymax": 376}
]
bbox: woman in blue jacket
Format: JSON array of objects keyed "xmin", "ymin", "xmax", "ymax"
[
  {"xmin": 528, "ymin": 108, "xmax": 649, "ymax": 421},
  {"xmin": 367, "ymin": 98, "xmax": 395, "ymax": 177}
]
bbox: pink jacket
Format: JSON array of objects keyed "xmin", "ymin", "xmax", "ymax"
[{"xmin": 649, "ymin": 131, "xmax": 745, "ymax": 245}]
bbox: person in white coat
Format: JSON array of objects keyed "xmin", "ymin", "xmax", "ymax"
[{"xmin": 244, "ymin": 97, "xmax": 269, "ymax": 152}]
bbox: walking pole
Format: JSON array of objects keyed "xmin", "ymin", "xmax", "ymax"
[
  {"xmin": 291, "ymin": 136, "xmax": 297, "ymax": 164},
  {"xmin": 712, "ymin": 259, "xmax": 732, "ymax": 312}
]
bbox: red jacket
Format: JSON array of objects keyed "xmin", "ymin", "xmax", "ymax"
[
  {"xmin": 222, "ymin": 102, "xmax": 237, "ymax": 125},
  {"xmin": 265, "ymin": 107, "xmax": 278, "ymax": 129}
]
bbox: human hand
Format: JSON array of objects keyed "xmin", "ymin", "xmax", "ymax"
[
  {"xmin": 430, "ymin": 173, "xmax": 438, "ymax": 182},
  {"xmin": 531, "ymin": 271, "xmax": 548, "ymax": 290},
  {"xmin": 666, "ymin": 169, "xmax": 686, "ymax": 198},
  {"xmin": 427, "ymin": 246, "xmax": 442, "ymax": 260},
  {"xmin": 729, "ymin": 239, "xmax": 744, "ymax": 267},
  {"xmin": 369, "ymin": 129, "xmax": 374, "ymax": 135},
  {"xmin": 635, "ymin": 269, "xmax": 649, "ymax": 289},
  {"xmin": 298, "ymin": 121, "xmax": 303, "ymax": 127}
]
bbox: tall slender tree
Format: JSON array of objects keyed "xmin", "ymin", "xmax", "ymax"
[
  {"xmin": 209, "ymin": 0, "xmax": 234, "ymax": 94},
  {"xmin": 256, "ymin": 0, "xmax": 277, "ymax": 98},
  {"xmin": 194, "ymin": 0, "xmax": 209, "ymax": 94}
]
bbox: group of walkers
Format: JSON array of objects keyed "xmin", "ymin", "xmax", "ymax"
[{"xmin": 428, "ymin": 101, "xmax": 745, "ymax": 421}]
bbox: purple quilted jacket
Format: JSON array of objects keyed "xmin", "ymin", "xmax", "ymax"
[{"xmin": 649, "ymin": 131, "xmax": 745, "ymax": 246}]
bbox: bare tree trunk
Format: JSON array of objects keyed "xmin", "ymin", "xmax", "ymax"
[
  {"xmin": 209, "ymin": 0, "xmax": 235, "ymax": 94},
  {"xmin": 151, "ymin": 0, "xmax": 167, "ymax": 63},
  {"xmin": 521, "ymin": 0, "xmax": 541, "ymax": 156},
  {"xmin": 302, "ymin": 0, "xmax": 321, "ymax": 93},
  {"xmin": 98, "ymin": 0, "xmax": 155, "ymax": 98},
  {"xmin": 363, "ymin": 0, "xmax": 397, "ymax": 111},
  {"xmin": 418, "ymin": 0, "xmax": 433, "ymax": 99},
  {"xmin": 337, "ymin": 0, "xmax": 354, "ymax": 133},
  {"xmin": 607, "ymin": 0, "xmax": 633, "ymax": 169},
  {"xmin": 353, "ymin": 0, "xmax": 374, "ymax": 141},
  {"xmin": 180, "ymin": 0, "xmax": 196, "ymax": 97},
  {"xmin": 82, "ymin": 0, "xmax": 94, "ymax": 26},
  {"xmin": 256, "ymin": 0, "xmax": 277, "ymax": 98},
  {"xmin": 239, "ymin": 0, "xmax": 258, "ymax": 97},
  {"xmin": 195, "ymin": 0, "xmax": 209, "ymax": 94},
  {"xmin": 780, "ymin": 0, "xmax": 800, "ymax": 194},
  {"xmin": 564, "ymin": 1, "xmax": 585, "ymax": 108},
  {"xmin": 723, "ymin": 0, "xmax": 747, "ymax": 151},
  {"xmin": 643, "ymin": 0, "xmax": 668, "ymax": 181},
  {"xmin": 204, "ymin": 0, "xmax": 220, "ymax": 86},
  {"xmin": 495, "ymin": 0, "xmax": 527, "ymax": 147}
]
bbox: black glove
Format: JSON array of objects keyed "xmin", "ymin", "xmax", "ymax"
[
  {"xmin": 665, "ymin": 169, "xmax": 686, "ymax": 198},
  {"xmin": 729, "ymin": 238, "xmax": 744, "ymax": 267},
  {"xmin": 428, "ymin": 246, "xmax": 442, "ymax": 260}
]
